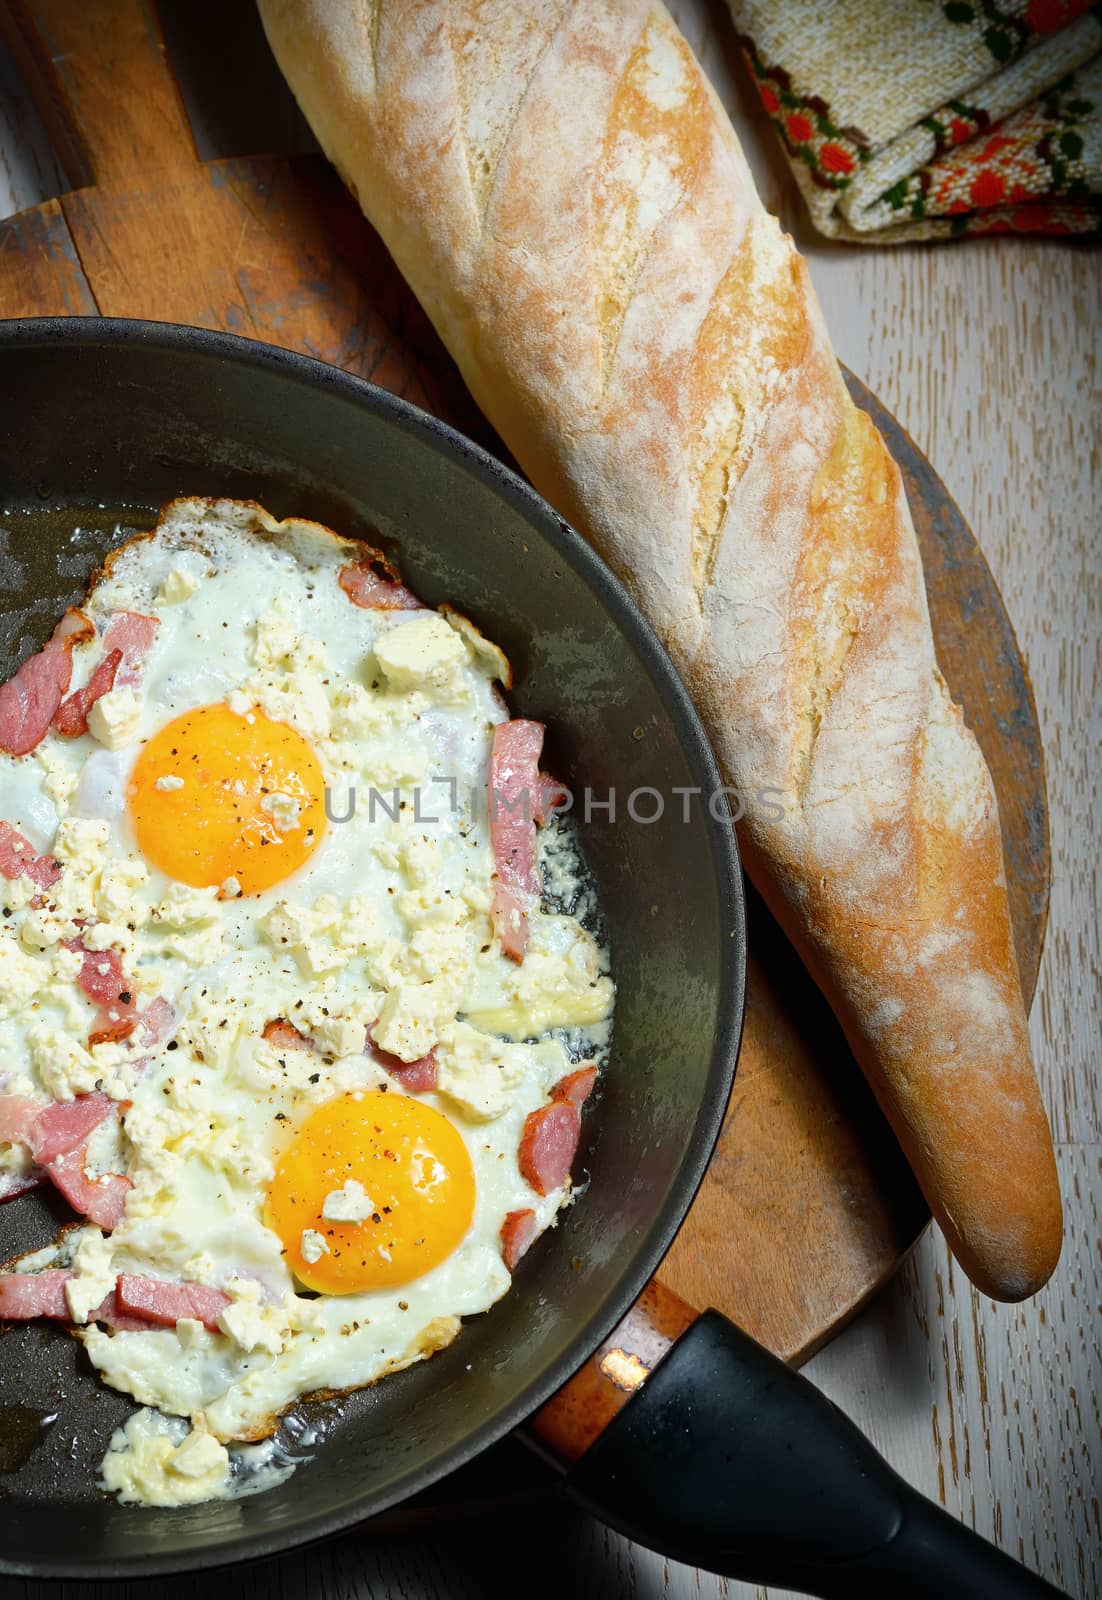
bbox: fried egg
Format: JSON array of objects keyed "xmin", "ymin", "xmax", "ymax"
[{"xmin": 0, "ymin": 498, "xmax": 613, "ymax": 1507}]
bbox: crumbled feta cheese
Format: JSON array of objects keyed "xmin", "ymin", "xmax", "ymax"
[
  {"xmin": 0, "ymin": 938, "xmax": 46, "ymax": 1019},
  {"xmin": 150, "ymin": 884, "xmax": 222, "ymax": 963},
  {"xmin": 96, "ymin": 857, "xmax": 150, "ymax": 927},
  {"xmin": 53, "ymin": 815, "xmax": 111, "ymax": 868},
  {"xmin": 321, "ymin": 1179, "xmax": 374, "ymax": 1223},
  {"xmin": 155, "ymin": 567, "xmax": 199, "ymax": 605},
  {"xmin": 291, "ymin": 995, "xmax": 373, "ymax": 1059},
  {"xmin": 374, "ymin": 613, "xmax": 470, "ymax": 702},
  {"xmin": 252, "ymin": 676, "xmax": 331, "ymax": 741},
  {"xmin": 434, "ymin": 1021, "xmax": 525, "ymax": 1122},
  {"xmin": 153, "ymin": 884, "xmax": 220, "ymax": 925},
  {"xmin": 0, "ymin": 873, "xmax": 36, "ymax": 915},
  {"xmin": 65, "ymin": 1228, "xmax": 116, "ymax": 1324},
  {"xmin": 35, "ymin": 742, "xmax": 80, "ymax": 807},
  {"xmin": 329, "ymin": 681, "xmax": 386, "ymax": 739},
  {"xmin": 29, "ymin": 1026, "xmax": 102, "ymax": 1100},
  {"xmin": 301, "ymin": 1228, "xmax": 329, "ymax": 1264},
  {"xmin": 171, "ymin": 1427, "xmax": 229, "ymax": 1481},
  {"xmin": 372, "ymin": 978, "xmax": 457, "ymax": 1063},
  {"xmin": 217, "ymin": 1278, "xmax": 291, "ymax": 1356},
  {"xmin": 87, "ymin": 688, "xmax": 142, "ymax": 751},
  {"xmin": 260, "ymin": 897, "xmax": 347, "ymax": 977},
  {"xmin": 261, "ymin": 791, "xmax": 302, "ymax": 833},
  {"xmin": 154, "ymin": 774, "xmax": 185, "ymax": 793},
  {"xmin": 219, "ymin": 876, "xmax": 241, "ymax": 899},
  {"xmin": 176, "ymin": 1318, "xmax": 208, "ymax": 1350}
]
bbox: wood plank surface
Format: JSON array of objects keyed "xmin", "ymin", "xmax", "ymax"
[{"xmin": 0, "ymin": 0, "xmax": 1097, "ymax": 1595}]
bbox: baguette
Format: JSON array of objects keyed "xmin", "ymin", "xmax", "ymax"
[{"xmin": 258, "ymin": 0, "xmax": 1062, "ymax": 1299}]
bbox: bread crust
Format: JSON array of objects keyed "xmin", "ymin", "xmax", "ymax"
[{"xmin": 258, "ymin": 0, "xmax": 1061, "ymax": 1299}]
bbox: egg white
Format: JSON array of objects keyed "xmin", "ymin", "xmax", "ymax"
[{"xmin": 0, "ymin": 499, "xmax": 614, "ymax": 1506}]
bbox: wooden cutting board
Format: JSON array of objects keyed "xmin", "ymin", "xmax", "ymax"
[{"xmin": 0, "ymin": 0, "xmax": 1049, "ymax": 1366}]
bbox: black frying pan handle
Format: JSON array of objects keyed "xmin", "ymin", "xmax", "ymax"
[{"xmin": 565, "ymin": 1310, "xmax": 1069, "ymax": 1598}]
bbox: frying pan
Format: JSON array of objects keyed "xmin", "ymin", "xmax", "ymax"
[{"xmin": 0, "ymin": 320, "xmax": 1065, "ymax": 1597}]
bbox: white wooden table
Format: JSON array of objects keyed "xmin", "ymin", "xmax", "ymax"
[{"xmin": 0, "ymin": 3, "xmax": 1097, "ymax": 1596}]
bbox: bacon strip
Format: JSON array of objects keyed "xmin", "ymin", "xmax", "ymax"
[
  {"xmin": 500, "ymin": 1207, "xmax": 538, "ymax": 1272},
  {"xmin": 65, "ymin": 937, "xmax": 139, "ymax": 1046},
  {"xmin": 263, "ymin": 1018, "xmax": 313, "ymax": 1051},
  {"xmin": 366, "ymin": 1028, "xmax": 438, "ymax": 1093},
  {"xmin": 0, "ymin": 1094, "xmax": 41, "ymax": 1149},
  {"xmin": 133, "ymin": 996, "xmax": 176, "ymax": 1051},
  {"xmin": 0, "ymin": 1271, "xmax": 142, "ymax": 1327},
  {"xmin": 87, "ymin": 1290, "xmax": 154, "ymax": 1332},
  {"xmin": 489, "ymin": 719, "xmax": 545, "ymax": 962},
  {"xmin": 0, "ymin": 1090, "xmax": 129, "ymax": 1228},
  {"xmin": 0, "ymin": 1270, "xmax": 222, "ymax": 1330},
  {"xmin": 100, "ymin": 611, "xmax": 159, "ymax": 688},
  {"xmin": 0, "ymin": 609, "xmax": 92, "ymax": 756},
  {"xmin": 54, "ymin": 647, "xmax": 122, "ymax": 737},
  {"xmin": 339, "ymin": 561, "xmax": 425, "ymax": 611},
  {"xmin": 0, "ymin": 821, "xmax": 62, "ymax": 889},
  {"xmin": 518, "ymin": 1100, "xmax": 582, "ymax": 1198},
  {"xmin": 46, "ymin": 1148, "xmax": 130, "ymax": 1231},
  {"xmin": 551, "ymin": 1066, "xmax": 599, "ymax": 1107},
  {"xmin": 68, "ymin": 942, "xmax": 129, "ymax": 1007},
  {"xmin": 384, "ymin": 1050, "xmax": 438, "ymax": 1094},
  {"xmin": 28, "ymin": 1092, "xmax": 115, "ymax": 1164},
  {"xmin": 0, "ymin": 1268, "xmax": 74, "ymax": 1320},
  {"xmin": 534, "ymin": 773, "xmax": 570, "ymax": 825},
  {"xmin": 116, "ymin": 1276, "xmax": 230, "ymax": 1332}
]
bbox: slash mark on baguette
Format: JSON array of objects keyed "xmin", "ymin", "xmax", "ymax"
[
  {"xmin": 353, "ymin": 0, "xmax": 381, "ymax": 84},
  {"xmin": 448, "ymin": 2, "xmax": 572, "ymax": 229},
  {"xmin": 789, "ymin": 405, "xmax": 897, "ymax": 805},
  {"xmin": 594, "ymin": 15, "xmax": 708, "ymax": 390},
  {"xmin": 689, "ymin": 217, "xmax": 811, "ymax": 595}
]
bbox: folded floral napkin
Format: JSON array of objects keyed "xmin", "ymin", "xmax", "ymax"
[{"xmin": 726, "ymin": 0, "xmax": 1102, "ymax": 241}]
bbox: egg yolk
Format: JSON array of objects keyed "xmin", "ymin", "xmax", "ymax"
[
  {"xmin": 127, "ymin": 703, "xmax": 326, "ymax": 896},
  {"xmin": 265, "ymin": 1092, "xmax": 476, "ymax": 1293}
]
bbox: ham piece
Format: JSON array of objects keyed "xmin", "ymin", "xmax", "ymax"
[
  {"xmin": 54, "ymin": 648, "xmax": 122, "ymax": 737},
  {"xmin": 0, "ymin": 1090, "xmax": 130, "ymax": 1230},
  {"xmin": 551, "ymin": 1066, "xmax": 599, "ymax": 1107},
  {"xmin": 45, "ymin": 1149, "xmax": 130, "ymax": 1230},
  {"xmin": 0, "ymin": 821, "xmax": 62, "ymax": 889},
  {"xmin": 65, "ymin": 939, "xmax": 139, "ymax": 1046},
  {"xmin": 0, "ymin": 1269, "xmax": 226, "ymax": 1331},
  {"xmin": 339, "ymin": 561, "xmax": 425, "ymax": 611},
  {"xmin": 115, "ymin": 1276, "xmax": 230, "ymax": 1332},
  {"xmin": 51, "ymin": 609, "xmax": 158, "ymax": 737},
  {"xmin": 262, "ymin": 1018, "xmax": 313, "ymax": 1051},
  {"xmin": 518, "ymin": 1100, "xmax": 582, "ymax": 1198},
  {"xmin": 488, "ymin": 719, "xmax": 546, "ymax": 963},
  {"xmin": 100, "ymin": 611, "xmax": 159, "ymax": 688},
  {"xmin": 366, "ymin": 1028, "xmax": 438, "ymax": 1093},
  {"xmin": 500, "ymin": 1207, "xmax": 538, "ymax": 1271},
  {"xmin": 0, "ymin": 609, "xmax": 92, "ymax": 755},
  {"xmin": 28, "ymin": 1091, "xmax": 115, "ymax": 1164}
]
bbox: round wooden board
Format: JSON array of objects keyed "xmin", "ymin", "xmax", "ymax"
[{"xmin": 0, "ymin": 0, "xmax": 1049, "ymax": 1368}]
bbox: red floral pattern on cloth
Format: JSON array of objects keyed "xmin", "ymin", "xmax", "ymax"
[{"xmin": 728, "ymin": 0, "xmax": 1101, "ymax": 242}]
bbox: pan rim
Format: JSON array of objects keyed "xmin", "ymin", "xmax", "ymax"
[{"xmin": 0, "ymin": 315, "xmax": 746, "ymax": 1580}]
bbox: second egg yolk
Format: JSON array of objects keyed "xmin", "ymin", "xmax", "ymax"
[
  {"xmin": 127, "ymin": 703, "xmax": 326, "ymax": 896},
  {"xmin": 265, "ymin": 1092, "xmax": 476, "ymax": 1293}
]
